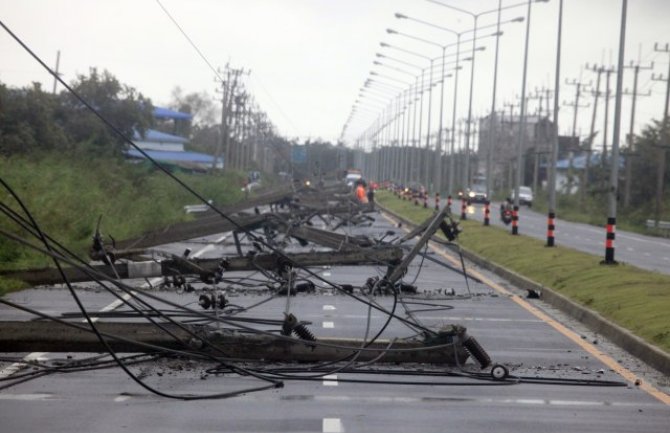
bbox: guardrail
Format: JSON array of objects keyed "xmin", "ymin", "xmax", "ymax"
[
  {"xmin": 183, "ymin": 204, "xmax": 210, "ymax": 214},
  {"xmin": 645, "ymin": 219, "xmax": 670, "ymax": 237}
]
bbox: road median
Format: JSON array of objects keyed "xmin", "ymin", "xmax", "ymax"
[{"xmin": 377, "ymin": 191, "xmax": 670, "ymax": 376}]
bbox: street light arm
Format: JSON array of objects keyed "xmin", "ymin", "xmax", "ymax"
[
  {"xmin": 376, "ymin": 53, "xmax": 424, "ymax": 70},
  {"xmin": 397, "ymin": 13, "xmax": 458, "ymax": 35},
  {"xmin": 380, "ymin": 41, "xmax": 432, "ymax": 60},
  {"xmin": 398, "ymin": 14, "xmax": 522, "ymax": 41},
  {"xmin": 426, "ymin": 0, "xmax": 474, "ymax": 17},
  {"xmin": 427, "ymin": 0, "xmax": 545, "ymax": 18},
  {"xmin": 374, "ymin": 61, "xmax": 417, "ymax": 76},
  {"xmin": 388, "ymin": 28, "xmax": 443, "ymax": 48}
]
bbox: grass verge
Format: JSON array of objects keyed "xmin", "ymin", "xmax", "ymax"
[
  {"xmin": 0, "ymin": 154, "xmax": 248, "ymax": 295},
  {"xmin": 377, "ymin": 190, "xmax": 670, "ymax": 354}
]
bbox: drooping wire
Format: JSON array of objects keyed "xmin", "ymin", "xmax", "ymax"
[{"xmin": 0, "ymin": 18, "xmax": 435, "ymax": 341}]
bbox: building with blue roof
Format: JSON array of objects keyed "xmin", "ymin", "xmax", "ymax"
[{"xmin": 126, "ymin": 106, "xmax": 222, "ymax": 171}]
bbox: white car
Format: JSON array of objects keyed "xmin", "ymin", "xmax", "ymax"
[
  {"xmin": 345, "ymin": 173, "xmax": 362, "ymax": 187},
  {"xmin": 510, "ymin": 186, "xmax": 534, "ymax": 207}
]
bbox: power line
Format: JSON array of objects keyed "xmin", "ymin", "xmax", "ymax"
[
  {"xmin": 155, "ymin": 0, "xmax": 298, "ymax": 137},
  {"xmin": 155, "ymin": 0, "xmax": 223, "ymax": 82}
]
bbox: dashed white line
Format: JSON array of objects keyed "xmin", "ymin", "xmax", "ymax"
[
  {"xmin": 0, "ymin": 393, "xmax": 52, "ymax": 401},
  {"xmin": 322, "ymin": 321, "xmax": 334, "ymax": 329},
  {"xmin": 192, "ymin": 244, "xmax": 215, "ymax": 258},
  {"xmin": 0, "ymin": 352, "xmax": 48, "ymax": 379},
  {"xmin": 0, "ymin": 236, "xmax": 226, "ymax": 381},
  {"xmin": 322, "ymin": 374, "xmax": 338, "ymax": 386},
  {"xmin": 323, "ymin": 418, "xmax": 343, "ymax": 433},
  {"xmin": 323, "ymin": 305, "xmax": 336, "ymax": 311},
  {"xmin": 114, "ymin": 395, "xmax": 131, "ymax": 402}
]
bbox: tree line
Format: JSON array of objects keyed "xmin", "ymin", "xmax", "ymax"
[{"xmin": 0, "ymin": 68, "xmax": 154, "ymax": 158}]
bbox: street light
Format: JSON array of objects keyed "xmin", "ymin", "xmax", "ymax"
[
  {"xmin": 397, "ymin": 14, "xmax": 525, "ymax": 194},
  {"xmin": 426, "ymin": 0, "xmax": 549, "ymax": 224},
  {"xmin": 387, "ymin": 28, "xmax": 470, "ymax": 192},
  {"xmin": 368, "ymin": 74, "xmax": 413, "ymax": 182},
  {"xmin": 380, "ymin": 40, "xmax": 436, "ymax": 189},
  {"xmin": 374, "ymin": 59, "xmax": 429, "ymax": 183}
]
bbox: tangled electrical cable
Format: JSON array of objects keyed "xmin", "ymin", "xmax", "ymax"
[{"xmin": 0, "ymin": 19, "xmax": 630, "ymax": 400}]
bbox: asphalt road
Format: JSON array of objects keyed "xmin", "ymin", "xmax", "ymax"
[
  {"xmin": 1, "ymin": 208, "xmax": 668, "ymax": 432},
  {"xmin": 422, "ymin": 195, "xmax": 670, "ymax": 275}
]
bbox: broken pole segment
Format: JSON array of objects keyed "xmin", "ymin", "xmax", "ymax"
[{"xmin": 0, "ymin": 321, "xmax": 471, "ymax": 365}]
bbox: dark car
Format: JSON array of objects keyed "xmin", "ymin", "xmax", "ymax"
[
  {"xmin": 458, "ymin": 185, "xmax": 487, "ymax": 204},
  {"xmin": 404, "ymin": 182, "xmax": 426, "ymax": 199}
]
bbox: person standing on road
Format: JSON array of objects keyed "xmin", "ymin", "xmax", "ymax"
[
  {"xmin": 355, "ymin": 180, "xmax": 368, "ymax": 204},
  {"xmin": 367, "ymin": 185, "xmax": 375, "ymax": 209}
]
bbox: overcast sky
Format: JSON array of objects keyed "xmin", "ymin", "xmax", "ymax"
[{"xmin": 1, "ymin": 0, "xmax": 669, "ymax": 147}]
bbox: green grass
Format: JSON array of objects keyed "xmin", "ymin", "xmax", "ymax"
[
  {"xmin": 0, "ymin": 154, "xmax": 248, "ymax": 294},
  {"xmin": 378, "ymin": 190, "xmax": 670, "ymax": 353}
]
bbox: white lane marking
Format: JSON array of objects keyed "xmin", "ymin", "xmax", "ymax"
[
  {"xmin": 99, "ymin": 295, "xmax": 130, "ymax": 313},
  {"xmin": 322, "ymin": 321, "xmax": 334, "ymax": 329},
  {"xmin": 323, "ymin": 374, "xmax": 338, "ymax": 386},
  {"xmin": 323, "ymin": 418, "xmax": 343, "ymax": 433},
  {"xmin": 2, "ymin": 237, "xmax": 225, "ymax": 380},
  {"xmin": 192, "ymin": 244, "xmax": 215, "ymax": 258},
  {"xmin": 314, "ymin": 395, "xmax": 655, "ymax": 407},
  {"xmin": 322, "ymin": 272, "xmax": 331, "ymax": 277},
  {"xmin": 114, "ymin": 395, "xmax": 131, "ymax": 402},
  {"xmin": 323, "ymin": 305, "xmax": 336, "ymax": 311},
  {"xmin": 626, "ymin": 247, "xmax": 634, "ymax": 252},
  {"xmin": 329, "ymin": 314, "xmax": 541, "ymax": 323},
  {"xmin": 214, "ymin": 234, "xmax": 228, "ymax": 243},
  {"xmin": 0, "ymin": 393, "xmax": 52, "ymax": 401},
  {"xmin": 0, "ymin": 352, "xmax": 49, "ymax": 379}
]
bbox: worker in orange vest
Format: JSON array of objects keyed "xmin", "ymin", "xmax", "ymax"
[{"xmin": 355, "ymin": 180, "xmax": 368, "ymax": 204}]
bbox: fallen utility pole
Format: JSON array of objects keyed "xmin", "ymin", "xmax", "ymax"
[
  {"xmin": 4, "ymin": 247, "xmax": 404, "ymax": 286},
  {"xmin": 286, "ymin": 225, "xmax": 375, "ymax": 250},
  {"xmin": 0, "ymin": 320, "xmax": 470, "ymax": 365},
  {"xmin": 387, "ymin": 206, "xmax": 453, "ymax": 284},
  {"xmin": 110, "ymin": 187, "xmax": 295, "ymax": 252}
]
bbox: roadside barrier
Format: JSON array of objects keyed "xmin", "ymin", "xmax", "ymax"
[
  {"xmin": 546, "ymin": 212, "xmax": 555, "ymax": 246},
  {"xmin": 603, "ymin": 217, "xmax": 617, "ymax": 264},
  {"xmin": 483, "ymin": 200, "xmax": 490, "ymax": 226}
]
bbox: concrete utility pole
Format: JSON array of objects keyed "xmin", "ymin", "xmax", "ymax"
[
  {"xmin": 601, "ymin": 66, "xmax": 617, "ymax": 166},
  {"xmin": 513, "ymin": 0, "xmax": 533, "ymax": 237},
  {"xmin": 622, "ymin": 60, "xmax": 653, "ymax": 207},
  {"xmin": 51, "ymin": 50, "xmax": 61, "ymax": 94},
  {"xmin": 213, "ymin": 65, "xmax": 246, "ymax": 171},
  {"xmin": 652, "ymin": 42, "xmax": 670, "ymax": 227},
  {"xmin": 485, "ymin": 0, "xmax": 504, "ymax": 200},
  {"xmin": 603, "ymin": 0, "xmax": 627, "ymax": 265},
  {"xmin": 564, "ymin": 78, "xmax": 590, "ymax": 193},
  {"xmin": 546, "ymin": 0, "xmax": 563, "ymax": 247},
  {"xmin": 583, "ymin": 64, "xmax": 605, "ymax": 201}
]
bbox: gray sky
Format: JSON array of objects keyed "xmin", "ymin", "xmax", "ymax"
[{"xmin": 1, "ymin": 0, "xmax": 669, "ymax": 147}]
